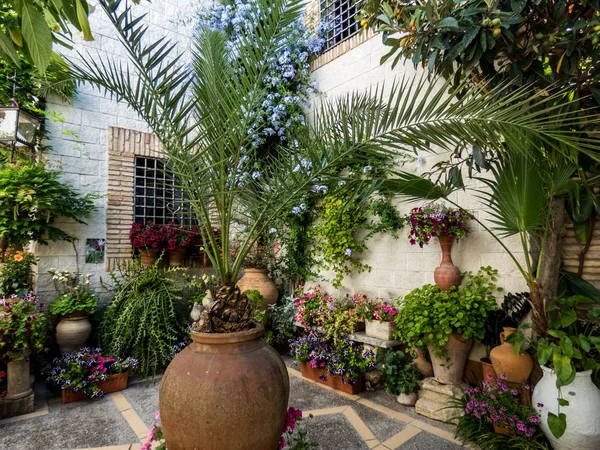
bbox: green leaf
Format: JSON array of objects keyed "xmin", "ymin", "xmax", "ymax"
[
  {"xmin": 0, "ymin": 32, "xmax": 21, "ymax": 66},
  {"xmin": 573, "ymin": 218, "xmax": 593, "ymax": 243},
  {"xmin": 547, "ymin": 412, "xmax": 567, "ymax": 439},
  {"xmin": 557, "ymin": 398, "xmax": 570, "ymax": 407},
  {"xmin": 21, "ymin": 1, "xmax": 52, "ymax": 73},
  {"xmin": 560, "ymin": 308, "xmax": 578, "ymax": 328},
  {"xmin": 553, "ymin": 353, "xmax": 573, "ymax": 387},
  {"xmin": 435, "ymin": 17, "xmax": 460, "ymax": 29},
  {"xmin": 75, "ymin": 0, "xmax": 94, "ymax": 41}
]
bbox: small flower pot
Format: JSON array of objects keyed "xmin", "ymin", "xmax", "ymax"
[
  {"xmin": 168, "ymin": 248, "xmax": 186, "ymax": 267},
  {"xmin": 61, "ymin": 372, "xmax": 129, "ymax": 404},
  {"xmin": 365, "ymin": 319, "xmax": 396, "ymax": 341},
  {"xmin": 397, "ymin": 392, "xmax": 418, "ymax": 406},
  {"xmin": 139, "ymin": 249, "xmax": 160, "ymax": 268},
  {"xmin": 299, "ymin": 362, "xmax": 363, "ymax": 395},
  {"xmin": 493, "ymin": 422, "xmax": 514, "ymax": 436}
]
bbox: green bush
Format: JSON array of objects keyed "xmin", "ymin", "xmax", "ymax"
[
  {"xmin": 100, "ymin": 261, "xmax": 187, "ymax": 378},
  {"xmin": 394, "ymin": 267, "xmax": 500, "ymax": 357},
  {"xmin": 377, "ymin": 350, "xmax": 422, "ymax": 395}
]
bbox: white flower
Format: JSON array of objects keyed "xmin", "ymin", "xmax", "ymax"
[
  {"xmin": 269, "ymin": 227, "xmax": 277, "ymax": 233},
  {"xmin": 344, "ymin": 248, "xmax": 352, "ymax": 256}
]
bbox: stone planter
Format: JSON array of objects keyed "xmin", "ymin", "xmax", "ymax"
[
  {"xmin": 0, "ymin": 358, "xmax": 34, "ymax": 419},
  {"xmin": 365, "ymin": 319, "xmax": 396, "ymax": 341},
  {"xmin": 62, "ymin": 372, "xmax": 129, "ymax": 404},
  {"xmin": 433, "ymin": 234, "xmax": 462, "ymax": 291},
  {"xmin": 428, "ymin": 332, "xmax": 473, "ymax": 385},
  {"xmin": 397, "ymin": 392, "xmax": 418, "ymax": 406},
  {"xmin": 489, "ymin": 327, "xmax": 533, "ymax": 383},
  {"xmin": 533, "ymin": 366, "xmax": 600, "ymax": 450},
  {"xmin": 237, "ymin": 268, "xmax": 279, "ymax": 309},
  {"xmin": 139, "ymin": 248, "xmax": 160, "ymax": 267},
  {"xmin": 300, "ymin": 362, "xmax": 363, "ymax": 395},
  {"xmin": 168, "ymin": 248, "xmax": 186, "ymax": 267},
  {"xmin": 56, "ymin": 314, "xmax": 92, "ymax": 354},
  {"xmin": 159, "ymin": 324, "xmax": 289, "ymax": 450}
]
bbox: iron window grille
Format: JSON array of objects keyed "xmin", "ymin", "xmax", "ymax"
[
  {"xmin": 320, "ymin": 0, "xmax": 360, "ymax": 52},
  {"xmin": 133, "ymin": 156, "xmax": 193, "ymax": 225}
]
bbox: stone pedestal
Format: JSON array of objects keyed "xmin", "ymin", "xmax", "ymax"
[
  {"xmin": 0, "ymin": 391, "xmax": 35, "ymax": 419},
  {"xmin": 415, "ymin": 377, "xmax": 466, "ymax": 424}
]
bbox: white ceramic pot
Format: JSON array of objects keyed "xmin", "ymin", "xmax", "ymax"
[
  {"xmin": 532, "ymin": 366, "xmax": 600, "ymax": 450},
  {"xmin": 56, "ymin": 315, "xmax": 92, "ymax": 354},
  {"xmin": 397, "ymin": 392, "xmax": 417, "ymax": 406}
]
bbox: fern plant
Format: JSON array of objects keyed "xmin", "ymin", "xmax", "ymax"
[{"xmin": 100, "ymin": 261, "xmax": 187, "ymax": 378}]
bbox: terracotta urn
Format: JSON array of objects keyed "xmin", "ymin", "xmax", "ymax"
[
  {"xmin": 159, "ymin": 324, "xmax": 290, "ymax": 450},
  {"xmin": 489, "ymin": 327, "xmax": 533, "ymax": 383},
  {"xmin": 428, "ymin": 332, "xmax": 473, "ymax": 384},
  {"xmin": 480, "ymin": 357, "xmax": 497, "ymax": 384},
  {"xmin": 433, "ymin": 234, "xmax": 462, "ymax": 291},
  {"xmin": 237, "ymin": 268, "xmax": 279, "ymax": 309},
  {"xmin": 168, "ymin": 248, "xmax": 186, "ymax": 267},
  {"xmin": 139, "ymin": 248, "xmax": 160, "ymax": 267},
  {"xmin": 56, "ymin": 314, "xmax": 92, "ymax": 354}
]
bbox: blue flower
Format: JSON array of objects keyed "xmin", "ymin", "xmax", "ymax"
[{"xmin": 344, "ymin": 248, "xmax": 352, "ymax": 256}]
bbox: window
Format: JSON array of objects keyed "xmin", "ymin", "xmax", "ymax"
[
  {"xmin": 320, "ymin": 0, "xmax": 360, "ymax": 52},
  {"xmin": 133, "ymin": 156, "xmax": 193, "ymax": 225}
]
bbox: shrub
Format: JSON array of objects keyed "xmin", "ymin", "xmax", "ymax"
[
  {"xmin": 377, "ymin": 350, "xmax": 422, "ymax": 395},
  {"xmin": 0, "ymin": 251, "xmax": 37, "ymax": 297},
  {"xmin": 394, "ymin": 267, "xmax": 500, "ymax": 357},
  {"xmin": 100, "ymin": 261, "xmax": 187, "ymax": 378}
]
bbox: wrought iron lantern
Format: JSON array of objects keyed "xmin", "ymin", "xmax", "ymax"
[{"xmin": 0, "ymin": 103, "xmax": 41, "ymax": 149}]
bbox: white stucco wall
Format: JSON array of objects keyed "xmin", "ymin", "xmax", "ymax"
[
  {"xmin": 309, "ymin": 36, "xmax": 529, "ymax": 301},
  {"xmin": 32, "ymin": 0, "xmax": 200, "ymax": 302}
]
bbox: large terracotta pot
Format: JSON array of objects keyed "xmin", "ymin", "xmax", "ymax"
[
  {"xmin": 237, "ymin": 268, "xmax": 279, "ymax": 309},
  {"xmin": 481, "ymin": 357, "xmax": 497, "ymax": 384},
  {"xmin": 533, "ymin": 367, "xmax": 600, "ymax": 450},
  {"xmin": 428, "ymin": 332, "xmax": 473, "ymax": 384},
  {"xmin": 168, "ymin": 248, "xmax": 186, "ymax": 267},
  {"xmin": 139, "ymin": 248, "xmax": 160, "ymax": 267},
  {"xmin": 6, "ymin": 358, "xmax": 32, "ymax": 398},
  {"xmin": 159, "ymin": 325, "xmax": 289, "ymax": 450},
  {"xmin": 489, "ymin": 327, "xmax": 533, "ymax": 383},
  {"xmin": 56, "ymin": 314, "xmax": 92, "ymax": 354},
  {"xmin": 433, "ymin": 234, "xmax": 462, "ymax": 291}
]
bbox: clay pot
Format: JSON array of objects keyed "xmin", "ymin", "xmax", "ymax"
[
  {"xmin": 159, "ymin": 324, "xmax": 289, "ymax": 450},
  {"xmin": 489, "ymin": 327, "xmax": 533, "ymax": 383},
  {"xmin": 412, "ymin": 347, "xmax": 434, "ymax": 378},
  {"xmin": 397, "ymin": 392, "xmax": 418, "ymax": 406},
  {"xmin": 168, "ymin": 248, "xmax": 186, "ymax": 267},
  {"xmin": 493, "ymin": 422, "xmax": 514, "ymax": 436},
  {"xmin": 533, "ymin": 367, "xmax": 600, "ymax": 449},
  {"xmin": 6, "ymin": 358, "xmax": 32, "ymax": 399},
  {"xmin": 428, "ymin": 332, "xmax": 473, "ymax": 385},
  {"xmin": 139, "ymin": 248, "xmax": 160, "ymax": 267},
  {"xmin": 481, "ymin": 357, "xmax": 497, "ymax": 384},
  {"xmin": 237, "ymin": 268, "xmax": 278, "ymax": 309},
  {"xmin": 433, "ymin": 234, "xmax": 462, "ymax": 291},
  {"xmin": 56, "ymin": 314, "xmax": 92, "ymax": 354}
]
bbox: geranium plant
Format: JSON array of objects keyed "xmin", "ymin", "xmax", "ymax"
[
  {"xmin": 394, "ymin": 267, "xmax": 500, "ymax": 357},
  {"xmin": 46, "ymin": 348, "xmax": 138, "ymax": 398},
  {"xmin": 48, "ymin": 269, "xmax": 96, "ymax": 317},
  {"xmin": 293, "ymin": 287, "xmax": 332, "ymax": 327},
  {"xmin": 0, "ymin": 251, "xmax": 37, "ymax": 297},
  {"xmin": 165, "ymin": 223, "xmax": 200, "ymax": 251},
  {"xmin": 357, "ymin": 296, "xmax": 398, "ymax": 322},
  {"xmin": 290, "ymin": 329, "xmax": 376, "ymax": 384},
  {"xmin": 463, "ymin": 374, "xmax": 541, "ymax": 438},
  {"xmin": 406, "ymin": 202, "xmax": 471, "ymax": 247},
  {"xmin": 129, "ymin": 222, "xmax": 167, "ymax": 250},
  {"xmin": 0, "ymin": 293, "xmax": 49, "ymax": 362}
]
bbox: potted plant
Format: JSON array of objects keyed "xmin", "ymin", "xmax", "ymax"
[
  {"xmin": 293, "ymin": 287, "xmax": 333, "ymax": 328},
  {"xmin": 377, "ymin": 350, "xmax": 423, "ymax": 406},
  {"xmin": 48, "ymin": 269, "xmax": 97, "ymax": 354},
  {"xmin": 319, "ymin": 293, "xmax": 367, "ymax": 342},
  {"xmin": 0, "ymin": 251, "xmax": 37, "ymax": 297},
  {"xmin": 358, "ymin": 296, "xmax": 398, "ymax": 340},
  {"xmin": 290, "ymin": 329, "xmax": 375, "ymax": 394},
  {"xmin": 129, "ymin": 222, "xmax": 167, "ymax": 267},
  {"xmin": 165, "ymin": 223, "xmax": 199, "ymax": 267},
  {"xmin": 46, "ymin": 347, "xmax": 138, "ymax": 403},
  {"xmin": 394, "ymin": 267, "xmax": 500, "ymax": 384},
  {"xmin": 523, "ymin": 295, "xmax": 600, "ymax": 449},
  {"xmin": 236, "ymin": 236, "xmax": 279, "ymax": 308},
  {"xmin": 406, "ymin": 202, "xmax": 471, "ymax": 291},
  {"xmin": 0, "ymin": 293, "xmax": 49, "ymax": 411}
]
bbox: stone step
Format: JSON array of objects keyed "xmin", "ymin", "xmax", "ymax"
[
  {"xmin": 414, "ymin": 396, "xmax": 463, "ymax": 424},
  {"xmin": 419, "ymin": 377, "xmax": 467, "ymax": 397}
]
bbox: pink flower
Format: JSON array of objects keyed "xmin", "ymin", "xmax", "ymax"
[{"xmin": 155, "ymin": 410, "xmax": 161, "ymax": 420}]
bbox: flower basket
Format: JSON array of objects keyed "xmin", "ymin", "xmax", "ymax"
[
  {"xmin": 365, "ymin": 319, "xmax": 396, "ymax": 340},
  {"xmin": 299, "ymin": 362, "xmax": 363, "ymax": 395},
  {"xmin": 61, "ymin": 372, "xmax": 129, "ymax": 404}
]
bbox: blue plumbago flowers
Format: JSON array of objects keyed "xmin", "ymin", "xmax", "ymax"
[
  {"xmin": 198, "ymin": 0, "xmax": 325, "ymax": 150},
  {"xmin": 290, "ymin": 330, "xmax": 376, "ymax": 384},
  {"xmin": 46, "ymin": 348, "xmax": 138, "ymax": 398}
]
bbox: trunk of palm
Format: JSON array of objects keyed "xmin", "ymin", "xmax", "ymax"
[
  {"xmin": 529, "ymin": 279, "xmax": 549, "ymax": 336},
  {"xmin": 210, "ymin": 283, "xmax": 252, "ymax": 332}
]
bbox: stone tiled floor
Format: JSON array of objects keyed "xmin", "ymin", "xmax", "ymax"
[{"xmin": 0, "ymin": 361, "xmax": 464, "ymax": 450}]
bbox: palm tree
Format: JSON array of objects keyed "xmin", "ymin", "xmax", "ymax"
[{"xmin": 68, "ymin": 0, "xmax": 600, "ymax": 332}]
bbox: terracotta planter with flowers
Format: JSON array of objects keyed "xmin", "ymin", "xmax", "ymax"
[
  {"xmin": 129, "ymin": 222, "xmax": 167, "ymax": 267},
  {"xmin": 434, "ymin": 234, "xmax": 462, "ymax": 291},
  {"xmin": 139, "ymin": 249, "xmax": 160, "ymax": 267},
  {"xmin": 62, "ymin": 372, "xmax": 129, "ymax": 403},
  {"xmin": 165, "ymin": 223, "xmax": 200, "ymax": 267},
  {"xmin": 300, "ymin": 362, "xmax": 363, "ymax": 395}
]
